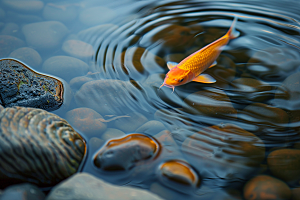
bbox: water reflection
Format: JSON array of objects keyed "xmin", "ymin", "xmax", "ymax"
[{"xmin": 1, "ymin": 0, "xmax": 300, "ymax": 199}]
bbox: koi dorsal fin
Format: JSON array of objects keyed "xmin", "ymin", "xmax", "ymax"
[
  {"xmin": 192, "ymin": 74, "xmax": 216, "ymax": 83},
  {"xmin": 167, "ymin": 61, "xmax": 178, "ymax": 70}
]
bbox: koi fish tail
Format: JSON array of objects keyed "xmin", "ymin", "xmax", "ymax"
[{"xmin": 228, "ymin": 16, "xmax": 240, "ymax": 39}]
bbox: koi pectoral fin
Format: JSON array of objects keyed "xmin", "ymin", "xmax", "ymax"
[
  {"xmin": 192, "ymin": 74, "xmax": 216, "ymax": 83},
  {"xmin": 209, "ymin": 61, "xmax": 217, "ymax": 68}
]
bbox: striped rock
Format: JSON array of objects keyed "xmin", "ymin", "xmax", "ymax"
[{"xmin": 0, "ymin": 106, "xmax": 86, "ymax": 187}]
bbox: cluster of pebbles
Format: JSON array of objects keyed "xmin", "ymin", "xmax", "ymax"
[{"xmin": 0, "ymin": 0, "xmax": 300, "ymax": 200}]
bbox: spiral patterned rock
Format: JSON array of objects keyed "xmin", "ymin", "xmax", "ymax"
[{"xmin": 0, "ymin": 106, "xmax": 86, "ymax": 187}]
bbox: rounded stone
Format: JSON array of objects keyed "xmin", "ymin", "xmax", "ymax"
[
  {"xmin": 229, "ymin": 77, "xmax": 273, "ymax": 103},
  {"xmin": 62, "ymin": 39, "xmax": 94, "ymax": 59},
  {"xmin": 101, "ymin": 128, "xmax": 126, "ymax": 141},
  {"xmin": 0, "ymin": 22, "xmax": 20, "ymax": 37},
  {"xmin": 183, "ymin": 88, "xmax": 237, "ymax": 119},
  {"xmin": 273, "ymin": 72, "xmax": 300, "ymax": 126},
  {"xmin": 42, "ymin": 56, "xmax": 89, "ymax": 82},
  {"xmin": 267, "ymin": 149, "xmax": 300, "ymax": 183},
  {"xmin": 118, "ymin": 47, "xmax": 165, "ymax": 80},
  {"xmin": 43, "ymin": 2, "xmax": 79, "ymax": 23},
  {"xmin": 148, "ymin": 24, "xmax": 193, "ymax": 51},
  {"xmin": 65, "ymin": 107, "xmax": 107, "ymax": 138},
  {"xmin": 2, "ymin": 0, "xmax": 44, "ymax": 13},
  {"xmin": 0, "ymin": 183, "xmax": 45, "ymax": 200},
  {"xmin": 243, "ymin": 175, "xmax": 291, "ymax": 200},
  {"xmin": 182, "ymin": 124, "xmax": 265, "ymax": 183},
  {"xmin": 94, "ymin": 133, "xmax": 160, "ymax": 171},
  {"xmin": 0, "ymin": 106, "xmax": 86, "ymax": 187},
  {"xmin": 158, "ymin": 160, "xmax": 199, "ymax": 193},
  {"xmin": 135, "ymin": 120, "xmax": 166, "ymax": 136},
  {"xmin": 79, "ymin": 6, "xmax": 116, "ymax": 26},
  {"xmin": 22, "ymin": 21, "xmax": 68, "ymax": 50},
  {"xmin": 292, "ymin": 188, "xmax": 300, "ymax": 200},
  {"xmin": 69, "ymin": 75, "xmax": 94, "ymax": 91},
  {"xmin": 9, "ymin": 47, "xmax": 42, "ymax": 68},
  {"xmin": 74, "ymin": 79, "xmax": 145, "ymax": 116},
  {"xmin": 247, "ymin": 47, "xmax": 300, "ymax": 81},
  {"xmin": 240, "ymin": 103, "xmax": 290, "ymax": 146},
  {"xmin": 113, "ymin": 112, "xmax": 148, "ymax": 133},
  {"xmin": 0, "ymin": 35, "xmax": 25, "ymax": 57}
]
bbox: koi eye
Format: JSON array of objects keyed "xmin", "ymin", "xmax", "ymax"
[{"xmin": 179, "ymin": 78, "xmax": 184, "ymax": 82}]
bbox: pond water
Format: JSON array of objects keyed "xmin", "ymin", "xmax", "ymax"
[{"xmin": 1, "ymin": 0, "xmax": 300, "ymax": 199}]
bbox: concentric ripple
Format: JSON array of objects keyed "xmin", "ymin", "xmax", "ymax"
[{"xmin": 76, "ymin": 0, "xmax": 300, "ymax": 198}]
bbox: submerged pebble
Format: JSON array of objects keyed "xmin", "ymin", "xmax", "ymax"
[
  {"xmin": 136, "ymin": 120, "xmax": 166, "ymax": 136},
  {"xmin": 0, "ymin": 35, "xmax": 25, "ymax": 57},
  {"xmin": 62, "ymin": 39, "xmax": 94, "ymax": 59},
  {"xmin": 229, "ymin": 78, "xmax": 273, "ymax": 103},
  {"xmin": 22, "ymin": 21, "xmax": 68, "ymax": 50},
  {"xmin": 79, "ymin": 6, "xmax": 116, "ymax": 26},
  {"xmin": 75, "ymin": 79, "xmax": 147, "ymax": 116},
  {"xmin": 43, "ymin": 2, "xmax": 79, "ymax": 23},
  {"xmin": 65, "ymin": 107, "xmax": 107, "ymax": 137},
  {"xmin": 101, "ymin": 128, "xmax": 126, "ymax": 141},
  {"xmin": 182, "ymin": 124, "xmax": 265, "ymax": 184},
  {"xmin": 183, "ymin": 88, "xmax": 237, "ymax": 119},
  {"xmin": 243, "ymin": 175, "xmax": 291, "ymax": 200},
  {"xmin": 113, "ymin": 112, "xmax": 148, "ymax": 133},
  {"xmin": 0, "ymin": 183, "xmax": 45, "ymax": 200},
  {"xmin": 0, "ymin": 106, "xmax": 86, "ymax": 187},
  {"xmin": 9, "ymin": 47, "xmax": 42, "ymax": 68},
  {"xmin": 42, "ymin": 56, "xmax": 89, "ymax": 82},
  {"xmin": 2, "ymin": 0, "xmax": 44, "ymax": 13},
  {"xmin": 247, "ymin": 47, "xmax": 300, "ymax": 81},
  {"xmin": 94, "ymin": 133, "xmax": 160, "ymax": 171},
  {"xmin": 268, "ymin": 149, "xmax": 300, "ymax": 184}
]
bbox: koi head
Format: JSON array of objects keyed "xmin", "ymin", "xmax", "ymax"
[{"xmin": 160, "ymin": 67, "xmax": 193, "ymax": 91}]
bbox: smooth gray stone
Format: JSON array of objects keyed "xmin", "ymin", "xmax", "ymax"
[
  {"xmin": 0, "ymin": 183, "xmax": 45, "ymax": 200},
  {"xmin": 9, "ymin": 47, "xmax": 42, "ymax": 68},
  {"xmin": 0, "ymin": 23, "xmax": 19, "ymax": 37},
  {"xmin": 22, "ymin": 21, "xmax": 68, "ymax": 50},
  {"xmin": 42, "ymin": 56, "xmax": 89, "ymax": 82},
  {"xmin": 79, "ymin": 6, "xmax": 116, "ymax": 26},
  {"xmin": 0, "ymin": 7, "xmax": 5, "ymax": 20},
  {"xmin": 2, "ymin": 0, "xmax": 44, "ymax": 13},
  {"xmin": 46, "ymin": 173, "xmax": 163, "ymax": 200},
  {"xmin": 43, "ymin": 2, "xmax": 79, "ymax": 23},
  {"xmin": 136, "ymin": 120, "xmax": 166, "ymax": 136}
]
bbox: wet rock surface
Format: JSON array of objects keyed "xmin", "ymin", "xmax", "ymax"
[
  {"xmin": 46, "ymin": 173, "xmax": 163, "ymax": 200},
  {"xmin": 182, "ymin": 124, "xmax": 265, "ymax": 185},
  {"xmin": 0, "ymin": 106, "xmax": 86, "ymax": 187},
  {"xmin": 94, "ymin": 133, "xmax": 160, "ymax": 171},
  {"xmin": 0, "ymin": 183, "xmax": 45, "ymax": 200},
  {"xmin": 243, "ymin": 175, "xmax": 291, "ymax": 200},
  {"xmin": 43, "ymin": 2, "xmax": 79, "ymax": 23},
  {"xmin": 79, "ymin": 6, "xmax": 116, "ymax": 27},
  {"xmin": 267, "ymin": 149, "xmax": 300, "ymax": 183},
  {"xmin": 0, "ymin": 59, "xmax": 64, "ymax": 111},
  {"xmin": 158, "ymin": 160, "xmax": 200, "ymax": 194}
]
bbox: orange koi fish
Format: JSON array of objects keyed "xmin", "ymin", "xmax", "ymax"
[{"xmin": 160, "ymin": 17, "xmax": 239, "ymax": 92}]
